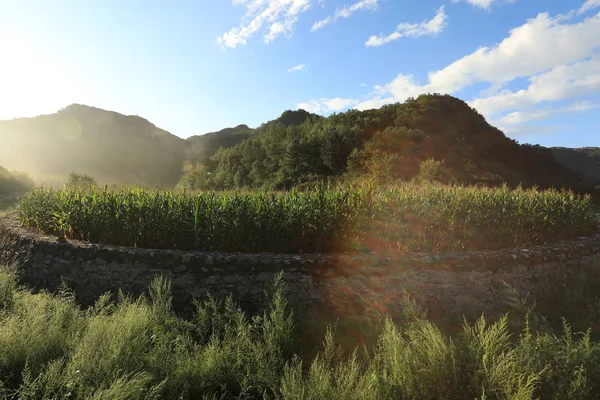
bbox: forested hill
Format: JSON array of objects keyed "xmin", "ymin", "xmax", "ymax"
[
  {"xmin": 185, "ymin": 124, "xmax": 255, "ymax": 166},
  {"xmin": 184, "ymin": 110, "xmax": 322, "ymax": 165},
  {"xmin": 551, "ymin": 147, "xmax": 600, "ymax": 185},
  {"xmin": 0, "ymin": 104, "xmax": 186, "ymax": 186},
  {"xmin": 0, "ymin": 96, "xmax": 592, "ymax": 190},
  {"xmin": 180, "ymin": 94, "xmax": 587, "ymax": 191},
  {"xmin": 0, "ymin": 105, "xmax": 319, "ymax": 187}
]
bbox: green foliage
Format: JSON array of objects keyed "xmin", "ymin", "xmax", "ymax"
[
  {"xmin": 66, "ymin": 173, "xmax": 97, "ymax": 190},
  {"xmin": 0, "ymin": 167, "xmax": 34, "ymax": 195},
  {"xmin": 179, "ymin": 94, "xmax": 587, "ymax": 192},
  {"xmin": 0, "ymin": 105, "xmax": 186, "ymax": 187},
  {"xmin": 552, "ymin": 147, "xmax": 600, "ymax": 185},
  {"xmin": 361, "ymin": 183, "xmax": 595, "ymax": 252},
  {"xmin": 3, "ymin": 268, "xmax": 600, "ymax": 398},
  {"xmin": 19, "ymin": 186, "xmax": 366, "ymax": 253},
  {"xmin": 415, "ymin": 158, "xmax": 455, "ymax": 184},
  {"xmin": 184, "ymin": 124, "xmax": 255, "ymax": 163},
  {"xmin": 19, "ymin": 182, "xmax": 595, "ymax": 253},
  {"xmin": 1, "ymin": 95, "xmax": 590, "ymax": 191}
]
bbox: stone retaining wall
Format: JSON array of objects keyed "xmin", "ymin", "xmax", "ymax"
[{"xmin": 1, "ymin": 213, "xmax": 600, "ymax": 321}]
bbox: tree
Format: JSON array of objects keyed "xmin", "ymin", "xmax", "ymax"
[{"xmin": 66, "ymin": 173, "xmax": 97, "ymax": 190}]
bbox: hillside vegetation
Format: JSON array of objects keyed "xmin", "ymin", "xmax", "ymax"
[
  {"xmin": 2, "ymin": 268, "xmax": 600, "ymax": 399},
  {"xmin": 552, "ymin": 147, "xmax": 600, "ymax": 185},
  {"xmin": 184, "ymin": 124, "xmax": 255, "ymax": 166},
  {"xmin": 0, "ymin": 105, "xmax": 186, "ymax": 186},
  {"xmin": 0, "ymin": 95, "xmax": 593, "ymax": 191},
  {"xmin": 0, "ymin": 105, "xmax": 318, "ymax": 188},
  {"xmin": 180, "ymin": 95, "xmax": 587, "ymax": 191},
  {"xmin": 19, "ymin": 183, "xmax": 594, "ymax": 253}
]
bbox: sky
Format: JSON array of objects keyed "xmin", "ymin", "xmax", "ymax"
[{"xmin": 0, "ymin": 0, "xmax": 599, "ymax": 147}]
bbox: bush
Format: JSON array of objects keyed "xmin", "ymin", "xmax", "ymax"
[
  {"xmin": 2, "ymin": 269, "xmax": 600, "ymax": 399},
  {"xmin": 18, "ymin": 183, "xmax": 595, "ymax": 253},
  {"xmin": 415, "ymin": 158, "xmax": 455, "ymax": 184},
  {"xmin": 66, "ymin": 173, "xmax": 97, "ymax": 190}
]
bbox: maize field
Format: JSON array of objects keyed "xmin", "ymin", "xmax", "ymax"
[{"xmin": 18, "ymin": 183, "xmax": 596, "ymax": 253}]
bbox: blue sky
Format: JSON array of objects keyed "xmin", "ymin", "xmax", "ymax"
[{"xmin": 0, "ymin": 0, "xmax": 598, "ymax": 147}]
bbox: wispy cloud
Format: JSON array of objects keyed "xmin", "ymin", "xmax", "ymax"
[
  {"xmin": 495, "ymin": 101, "xmax": 599, "ymax": 126},
  {"xmin": 352, "ymin": 8, "xmax": 600, "ymax": 109},
  {"xmin": 218, "ymin": 0, "xmax": 312, "ymax": 50},
  {"xmin": 288, "ymin": 64, "xmax": 307, "ymax": 73},
  {"xmin": 578, "ymin": 0, "xmax": 600, "ymax": 15},
  {"xmin": 451, "ymin": 0, "xmax": 516, "ymax": 11},
  {"xmin": 304, "ymin": 2, "xmax": 600, "ymax": 139},
  {"xmin": 298, "ymin": 97, "xmax": 359, "ymax": 113},
  {"xmin": 311, "ymin": 0, "xmax": 379, "ymax": 31},
  {"xmin": 365, "ymin": 6, "xmax": 448, "ymax": 47}
]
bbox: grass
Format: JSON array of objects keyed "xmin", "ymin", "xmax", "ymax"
[
  {"xmin": 18, "ymin": 182, "xmax": 596, "ymax": 253},
  {"xmin": 2, "ymin": 268, "xmax": 600, "ymax": 399}
]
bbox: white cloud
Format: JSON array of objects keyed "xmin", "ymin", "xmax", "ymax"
[
  {"xmin": 365, "ymin": 6, "xmax": 447, "ymax": 47},
  {"xmin": 297, "ymin": 100, "xmax": 323, "ymax": 113},
  {"xmin": 355, "ymin": 96, "xmax": 396, "ymax": 111},
  {"xmin": 471, "ymin": 57, "xmax": 600, "ymax": 117},
  {"xmin": 324, "ymin": 97, "xmax": 359, "ymax": 110},
  {"xmin": 426, "ymin": 11, "xmax": 600, "ymax": 94},
  {"xmin": 311, "ymin": 0, "xmax": 379, "ymax": 31},
  {"xmin": 495, "ymin": 101, "xmax": 599, "ymax": 126},
  {"xmin": 356, "ymin": 8, "xmax": 600, "ymax": 108},
  {"xmin": 218, "ymin": 0, "xmax": 311, "ymax": 49},
  {"xmin": 298, "ymin": 97, "xmax": 359, "ymax": 113},
  {"xmin": 500, "ymin": 124, "xmax": 567, "ymax": 137},
  {"xmin": 288, "ymin": 64, "xmax": 307, "ymax": 73},
  {"xmin": 579, "ymin": 0, "xmax": 600, "ymax": 15},
  {"xmin": 451, "ymin": 0, "xmax": 515, "ymax": 11},
  {"xmin": 303, "ymin": 2, "xmax": 600, "ymax": 139},
  {"xmin": 264, "ymin": 17, "xmax": 298, "ymax": 44}
]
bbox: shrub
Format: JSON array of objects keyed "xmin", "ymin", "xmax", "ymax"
[
  {"xmin": 415, "ymin": 158, "xmax": 455, "ymax": 184},
  {"xmin": 66, "ymin": 173, "xmax": 97, "ymax": 190},
  {"xmin": 2, "ymin": 269, "xmax": 600, "ymax": 398}
]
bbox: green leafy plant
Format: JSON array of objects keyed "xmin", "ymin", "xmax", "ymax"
[
  {"xmin": 1, "ymin": 268, "xmax": 600, "ymax": 399},
  {"xmin": 66, "ymin": 173, "xmax": 97, "ymax": 190},
  {"xmin": 18, "ymin": 182, "xmax": 595, "ymax": 253}
]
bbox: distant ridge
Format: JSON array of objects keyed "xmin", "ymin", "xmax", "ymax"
[
  {"xmin": 0, "ymin": 96, "xmax": 594, "ymax": 191},
  {"xmin": 551, "ymin": 147, "xmax": 600, "ymax": 185}
]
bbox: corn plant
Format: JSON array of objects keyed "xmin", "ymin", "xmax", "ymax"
[{"xmin": 18, "ymin": 182, "xmax": 595, "ymax": 253}]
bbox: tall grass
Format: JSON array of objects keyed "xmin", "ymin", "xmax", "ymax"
[
  {"xmin": 2, "ymin": 268, "xmax": 600, "ymax": 399},
  {"xmin": 18, "ymin": 182, "xmax": 595, "ymax": 253}
]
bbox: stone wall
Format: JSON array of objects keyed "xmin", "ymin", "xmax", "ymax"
[{"xmin": 1, "ymin": 213, "xmax": 600, "ymax": 322}]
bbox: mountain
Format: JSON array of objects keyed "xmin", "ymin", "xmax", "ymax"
[
  {"xmin": 551, "ymin": 147, "xmax": 600, "ymax": 186},
  {"xmin": 0, "ymin": 105, "xmax": 321, "ymax": 187},
  {"xmin": 180, "ymin": 94, "xmax": 589, "ymax": 191},
  {"xmin": 185, "ymin": 124, "xmax": 254, "ymax": 163},
  {"xmin": 0, "ymin": 104, "xmax": 186, "ymax": 186},
  {"xmin": 273, "ymin": 109, "xmax": 321, "ymax": 127},
  {"xmin": 0, "ymin": 97, "xmax": 592, "ymax": 191}
]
